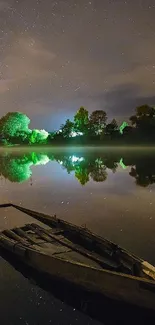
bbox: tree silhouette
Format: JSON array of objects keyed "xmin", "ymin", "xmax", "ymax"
[
  {"xmin": 60, "ymin": 119, "xmax": 74, "ymax": 138},
  {"xmin": 106, "ymin": 119, "xmax": 118, "ymax": 138},
  {"xmin": 129, "ymin": 105, "xmax": 155, "ymax": 135},
  {"xmin": 129, "ymin": 159, "xmax": 155, "ymax": 187},
  {"xmin": 89, "ymin": 110, "xmax": 107, "ymax": 135}
]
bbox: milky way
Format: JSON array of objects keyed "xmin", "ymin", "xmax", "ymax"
[{"xmin": 0, "ymin": 0, "xmax": 155, "ymax": 130}]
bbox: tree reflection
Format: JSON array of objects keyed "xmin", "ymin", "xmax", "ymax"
[
  {"xmin": 90, "ymin": 158, "xmax": 107, "ymax": 182},
  {"xmin": 1, "ymin": 150, "xmax": 155, "ymax": 188},
  {"xmin": 0, "ymin": 152, "xmax": 49, "ymax": 183},
  {"xmin": 54, "ymin": 155, "xmax": 111, "ymax": 185},
  {"xmin": 129, "ymin": 160, "xmax": 155, "ymax": 187},
  {"xmin": 75, "ymin": 166, "xmax": 90, "ymax": 185},
  {"xmin": 0, "ymin": 156, "xmax": 33, "ymax": 183}
]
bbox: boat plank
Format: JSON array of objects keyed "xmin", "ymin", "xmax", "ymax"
[
  {"xmin": 3, "ymin": 229, "xmax": 28, "ymax": 245},
  {"xmin": 30, "ymin": 223, "xmax": 121, "ymax": 270},
  {"xmin": 13, "ymin": 228, "xmax": 40, "ymax": 245}
]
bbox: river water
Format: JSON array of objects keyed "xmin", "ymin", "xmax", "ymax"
[{"xmin": 0, "ymin": 147, "xmax": 155, "ymax": 324}]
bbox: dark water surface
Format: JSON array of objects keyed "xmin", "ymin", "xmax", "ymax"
[{"xmin": 0, "ymin": 147, "xmax": 155, "ymax": 324}]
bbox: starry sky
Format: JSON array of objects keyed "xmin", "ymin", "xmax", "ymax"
[{"xmin": 0, "ymin": 0, "xmax": 155, "ymax": 130}]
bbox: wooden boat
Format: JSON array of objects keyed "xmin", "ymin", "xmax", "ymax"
[{"xmin": 0, "ymin": 203, "xmax": 155, "ymax": 312}]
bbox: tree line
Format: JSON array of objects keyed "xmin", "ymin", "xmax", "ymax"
[{"xmin": 0, "ymin": 104, "xmax": 155, "ymax": 145}]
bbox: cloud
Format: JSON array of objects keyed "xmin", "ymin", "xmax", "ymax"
[
  {"xmin": 0, "ymin": 1, "xmax": 10, "ymax": 11},
  {"xmin": 1, "ymin": 37, "xmax": 56, "ymax": 82},
  {"xmin": 0, "ymin": 0, "xmax": 15, "ymax": 13}
]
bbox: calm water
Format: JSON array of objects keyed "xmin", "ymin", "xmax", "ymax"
[{"xmin": 0, "ymin": 147, "xmax": 155, "ymax": 324}]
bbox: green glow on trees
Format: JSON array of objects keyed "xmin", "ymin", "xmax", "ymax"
[
  {"xmin": 119, "ymin": 158, "xmax": 127, "ymax": 169},
  {"xmin": 0, "ymin": 158, "xmax": 33, "ymax": 183},
  {"xmin": 75, "ymin": 165, "xmax": 90, "ymax": 185},
  {"xmin": 0, "ymin": 112, "xmax": 30, "ymax": 139},
  {"xmin": 29, "ymin": 129, "xmax": 49, "ymax": 144},
  {"xmin": 31, "ymin": 152, "xmax": 50, "ymax": 165},
  {"xmin": 74, "ymin": 107, "xmax": 89, "ymax": 134},
  {"xmin": 0, "ymin": 153, "xmax": 50, "ymax": 183},
  {"xmin": 119, "ymin": 121, "xmax": 128, "ymax": 134}
]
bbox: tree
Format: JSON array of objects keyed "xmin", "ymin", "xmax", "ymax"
[
  {"xmin": 89, "ymin": 110, "xmax": 107, "ymax": 135},
  {"xmin": 129, "ymin": 105, "xmax": 155, "ymax": 131},
  {"xmin": 105, "ymin": 119, "xmax": 118, "ymax": 137},
  {"xmin": 74, "ymin": 107, "xmax": 89, "ymax": 134},
  {"xmin": 14, "ymin": 130, "xmax": 31, "ymax": 144},
  {"xmin": 29, "ymin": 129, "xmax": 49, "ymax": 144},
  {"xmin": 0, "ymin": 112, "xmax": 30, "ymax": 140},
  {"xmin": 119, "ymin": 121, "xmax": 128, "ymax": 135},
  {"xmin": 136, "ymin": 104, "xmax": 154, "ymax": 117},
  {"xmin": 60, "ymin": 119, "xmax": 74, "ymax": 138}
]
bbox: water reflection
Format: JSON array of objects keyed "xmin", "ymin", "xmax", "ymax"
[
  {"xmin": 0, "ymin": 152, "xmax": 49, "ymax": 183},
  {"xmin": 0, "ymin": 149, "xmax": 155, "ymax": 187}
]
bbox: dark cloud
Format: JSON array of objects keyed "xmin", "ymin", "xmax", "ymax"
[{"xmin": 0, "ymin": 0, "xmax": 155, "ymax": 129}]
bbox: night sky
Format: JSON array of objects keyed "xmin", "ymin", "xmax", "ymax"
[{"xmin": 0, "ymin": 0, "xmax": 155, "ymax": 130}]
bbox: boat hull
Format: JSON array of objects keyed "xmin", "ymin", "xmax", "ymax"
[
  {"xmin": 1, "ymin": 236, "xmax": 154, "ymax": 312},
  {"xmin": 0, "ymin": 203, "xmax": 155, "ymax": 312}
]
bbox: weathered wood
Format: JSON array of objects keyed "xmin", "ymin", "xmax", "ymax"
[
  {"xmin": 30, "ymin": 223, "xmax": 121, "ymax": 270},
  {"xmin": 27, "ymin": 224, "xmax": 55, "ymax": 243},
  {"xmin": 3, "ymin": 229, "xmax": 28, "ymax": 245},
  {"xmin": 13, "ymin": 227, "xmax": 39, "ymax": 245},
  {"xmin": 0, "ymin": 203, "xmax": 12, "ymax": 208}
]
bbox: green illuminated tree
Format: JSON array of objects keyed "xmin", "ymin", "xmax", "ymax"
[
  {"xmin": 89, "ymin": 110, "xmax": 107, "ymax": 135},
  {"xmin": 0, "ymin": 152, "xmax": 50, "ymax": 183},
  {"xmin": 30, "ymin": 152, "xmax": 49, "ymax": 165},
  {"xmin": 0, "ymin": 156, "xmax": 33, "ymax": 183},
  {"xmin": 29, "ymin": 129, "xmax": 49, "ymax": 144},
  {"xmin": 75, "ymin": 166, "xmax": 89, "ymax": 185},
  {"xmin": 74, "ymin": 107, "xmax": 89, "ymax": 134},
  {"xmin": 0, "ymin": 112, "xmax": 30, "ymax": 140},
  {"xmin": 119, "ymin": 121, "xmax": 128, "ymax": 135}
]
